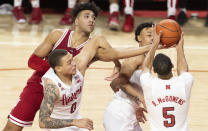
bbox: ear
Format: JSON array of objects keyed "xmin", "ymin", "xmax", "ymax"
[
  {"xmin": 55, "ymin": 66, "xmax": 62, "ymax": 73},
  {"xmin": 75, "ymin": 18, "xmax": 78, "ymax": 26},
  {"xmin": 137, "ymin": 35, "xmax": 141, "ymax": 42},
  {"xmin": 171, "ymin": 63, "xmax": 174, "ymax": 68}
]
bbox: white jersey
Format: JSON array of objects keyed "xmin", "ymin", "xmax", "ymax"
[
  {"xmin": 140, "ymin": 72, "xmax": 193, "ymax": 131},
  {"xmin": 103, "ymin": 70, "xmax": 143, "ymax": 131},
  {"xmin": 114, "ymin": 70, "xmax": 142, "ymax": 106},
  {"xmin": 42, "ymin": 68, "xmax": 85, "ymax": 131}
]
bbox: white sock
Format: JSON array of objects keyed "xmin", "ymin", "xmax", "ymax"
[
  {"xmin": 109, "ymin": 3, "xmax": 119, "ymax": 14},
  {"xmin": 14, "ymin": 0, "xmax": 23, "ymax": 7},
  {"xmin": 31, "ymin": 0, "xmax": 40, "ymax": 8},
  {"xmin": 180, "ymin": 8, "xmax": 187, "ymax": 13},
  {"xmin": 124, "ymin": 0, "xmax": 134, "ymax": 15},
  {"xmin": 167, "ymin": 0, "xmax": 176, "ymax": 17},
  {"xmin": 68, "ymin": 0, "xmax": 77, "ymax": 8}
]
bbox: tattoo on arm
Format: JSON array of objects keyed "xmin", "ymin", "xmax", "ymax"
[{"xmin": 39, "ymin": 79, "xmax": 74, "ymax": 128}]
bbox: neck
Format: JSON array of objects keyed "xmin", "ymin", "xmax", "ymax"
[
  {"xmin": 74, "ymin": 28, "xmax": 90, "ymax": 39},
  {"xmin": 158, "ymin": 72, "xmax": 173, "ymax": 80},
  {"xmin": 71, "ymin": 28, "xmax": 90, "ymax": 47},
  {"xmin": 56, "ymin": 72, "xmax": 72, "ymax": 85}
]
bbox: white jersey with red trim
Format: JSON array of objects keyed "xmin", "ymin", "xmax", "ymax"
[
  {"xmin": 114, "ymin": 70, "xmax": 142, "ymax": 106},
  {"xmin": 140, "ymin": 72, "xmax": 193, "ymax": 131},
  {"xmin": 42, "ymin": 68, "xmax": 84, "ymax": 120}
]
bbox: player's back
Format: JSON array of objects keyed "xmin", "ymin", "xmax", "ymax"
[{"xmin": 140, "ymin": 72, "xmax": 193, "ymax": 131}]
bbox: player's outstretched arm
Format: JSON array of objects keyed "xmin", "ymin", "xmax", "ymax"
[
  {"xmin": 176, "ymin": 33, "xmax": 188, "ymax": 75},
  {"xmin": 142, "ymin": 28, "xmax": 161, "ymax": 73},
  {"xmin": 39, "ymin": 78, "xmax": 93, "ymax": 130},
  {"xmin": 28, "ymin": 29, "xmax": 64, "ymax": 72}
]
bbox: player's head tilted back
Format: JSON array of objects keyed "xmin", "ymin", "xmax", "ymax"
[
  {"xmin": 153, "ymin": 53, "xmax": 173, "ymax": 76},
  {"xmin": 135, "ymin": 22, "xmax": 154, "ymax": 46},
  {"xmin": 72, "ymin": 2, "xmax": 99, "ymax": 34},
  {"xmin": 49, "ymin": 49, "xmax": 76, "ymax": 75}
]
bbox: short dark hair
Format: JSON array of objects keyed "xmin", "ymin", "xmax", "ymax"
[
  {"xmin": 153, "ymin": 53, "xmax": 172, "ymax": 75},
  {"xmin": 135, "ymin": 22, "xmax": 153, "ymax": 42},
  {"xmin": 72, "ymin": 2, "xmax": 99, "ymax": 19},
  {"xmin": 48, "ymin": 49, "xmax": 68, "ymax": 70}
]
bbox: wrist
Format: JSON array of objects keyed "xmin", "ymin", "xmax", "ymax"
[{"xmin": 70, "ymin": 119, "xmax": 77, "ymax": 126}]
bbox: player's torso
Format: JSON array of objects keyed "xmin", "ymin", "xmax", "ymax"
[
  {"xmin": 51, "ymin": 30, "xmax": 89, "ymax": 57},
  {"xmin": 43, "ymin": 68, "xmax": 84, "ymax": 119},
  {"xmin": 27, "ymin": 30, "xmax": 88, "ymax": 85},
  {"xmin": 144, "ymin": 77, "xmax": 190, "ymax": 131}
]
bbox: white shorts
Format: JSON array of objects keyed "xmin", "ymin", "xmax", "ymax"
[
  {"xmin": 103, "ymin": 98, "xmax": 142, "ymax": 131},
  {"xmin": 43, "ymin": 126, "xmax": 89, "ymax": 131}
]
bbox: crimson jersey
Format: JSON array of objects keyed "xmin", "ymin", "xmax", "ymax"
[{"xmin": 27, "ymin": 30, "xmax": 89, "ymax": 86}]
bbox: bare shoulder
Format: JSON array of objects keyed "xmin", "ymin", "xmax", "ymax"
[{"xmin": 50, "ymin": 29, "xmax": 65, "ymax": 37}]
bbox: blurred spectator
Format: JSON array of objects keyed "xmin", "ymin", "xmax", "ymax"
[
  {"xmin": 13, "ymin": 0, "xmax": 42, "ymax": 24},
  {"xmin": 176, "ymin": 0, "xmax": 188, "ymax": 26},
  {"xmin": 108, "ymin": 0, "xmax": 134, "ymax": 32},
  {"xmin": 60, "ymin": 0, "xmax": 77, "ymax": 25},
  {"xmin": 205, "ymin": 0, "xmax": 208, "ymax": 27},
  {"xmin": 167, "ymin": 0, "xmax": 188, "ymax": 26},
  {"xmin": 0, "ymin": 3, "xmax": 13, "ymax": 15},
  {"xmin": 167, "ymin": 0, "xmax": 177, "ymax": 20},
  {"xmin": 60, "ymin": 0, "xmax": 90, "ymax": 25}
]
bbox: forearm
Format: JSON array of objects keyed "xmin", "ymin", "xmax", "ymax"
[
  {"xmin": 115, "ymin": 45, "xmax": 151, "ymax": 60},
  {"xmin": 97, "ymin": 45, "xmax": 150, "ymax": 62},
  {"xmin": 117, "ymin": 73, "xmax": 143, "ymax": 101},
  {"xmin": 177, "ymin": 45, "xmax": 188, "ymax": 75},
  {"xmin": 143, "ymin": 41, "xmax": 158, "ymax": 70},
  {"xmin": 39, "ymin": 117, "xmax": 75, "ymax": 129},
  {"xmin": 120, "ymin": 83, "xmax": 143, "ymax": 102}
]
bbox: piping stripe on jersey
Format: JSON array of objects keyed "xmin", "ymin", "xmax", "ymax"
[
  {"xmin": 9, "ymin": 115, "xmax": 33, "ymax": 127},
  {"xmin": 67, "ymin": 31, "xmax": 90, "ymax": 50},
  {"xmin": 52, "ymin": 29, "xmax": 68, "ymax": 51}
]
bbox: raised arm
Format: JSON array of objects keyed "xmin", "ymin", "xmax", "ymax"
[
  {"xmin": 142, "ymin": 28, "xmax": 161, "ymax": 73},
  {"xmin": 176, "ymin": 33, "xmax": 188, "ymax": 75},
  {"xmin": 28, "ymin": 29, "xmax": 63, "ymax": 72},
  {"xmin": 39, "ymin": 78, "xmax": 93, "ymax": 130},
  {"xmin": 75, "ymin": 35, "xmax": 150, "ymax": 75}
]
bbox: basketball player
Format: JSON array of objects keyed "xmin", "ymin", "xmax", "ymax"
[
  {"xmin": 13, "ymin": 0, "xmax": 42, "ymax": 24},
  {"xmin": 3, "ymin": 3, "xmax": 151, "ymax": 131},
  {"xmin": 119, "ymin": 30, "xmax": 194, "ymax": 130},
  {"xmin": 103, "ymin": 22, "xmax": 154, "ymax": 131},
  {"xmin": 108, "ymin": 0, "xmax": 134, "ymax": 32},
  {"xmin": 39, "ymin": 49, "xmax": 93, "ymax": 131}
]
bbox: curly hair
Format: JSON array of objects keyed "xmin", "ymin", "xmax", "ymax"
[
  {"xmin": 71, "ymin": 2, "xmax": 99, "ymax": 20},
  {"xmin": 135, "ymin": 22, "xmax": 153, "ymax": 42}
]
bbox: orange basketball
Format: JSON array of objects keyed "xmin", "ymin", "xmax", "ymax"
[{"xmin": 156, "ymin": 19, "xmax": 182, "ymax": 47}]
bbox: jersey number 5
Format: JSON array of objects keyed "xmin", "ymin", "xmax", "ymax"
[{"xmin": 163, "ymin": 107, "xmax": 175, "ymax": 127}]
